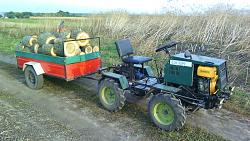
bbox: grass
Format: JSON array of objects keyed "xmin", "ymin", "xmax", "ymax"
[
  {"xmin": 0, "ymin": 33, "xmax": 21, "ymax": 54},
  {"xmin": 100, "ymin": 38, "xmax": 120, "ymax": 66},
  {"xmin": 224, "ymin": 89, "xmax": 250, "ymax": 116}
]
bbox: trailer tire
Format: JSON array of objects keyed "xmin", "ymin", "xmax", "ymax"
[
  {"xmin": 24, "ymin": 66, "xmax": 44, "ymax": 90},
  {"xmin": 98, "ymin": 78, "xmax": 126, "ymax": 112},
  {"xmin": 148, "ymin": 94, "xmax": 186, "ymax": 131}
]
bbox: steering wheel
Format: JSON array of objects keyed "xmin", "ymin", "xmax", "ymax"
[{"xmin": 155, "ymin": 41, "xmax": 179, "ymax": 52}]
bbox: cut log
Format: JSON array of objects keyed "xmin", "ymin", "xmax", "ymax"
[
  {"xmin": 71, "ymin": 29, "xmax": 90, "ymax": 46},
  {"xmin": 80, "ymin": 52, "xmax": 85, "ymax": 55},
  {"xmin": 64, "ymin": 41, "xmax": 79, "ymax": 57},
  {"xmin": 34, "ymin": 44, "xmax": 40, "ymax": 53},
  {"xmin": 84, "ymin": 46, "xmax": 93, "ymax": 54},
  {"xmin": 22, "ymin": 46, "xmax": 31, "ymax": 52},
  {"xmin": 16, "ymin": 43, "xmax": 25, "ymax": 51},
  {"xmin": 21, "ymin": 35, "xmax": 37, "ymax": 47},
  {"xmin": 75, "ymin": 48, "xmax": 81, "ymax": 55},
  {"xmin": 92, "ymin": 46, "xmax": 99, "ymax": 52},
  {"xmin": 38, "ymin": 32, "xmax": 56, "ymax": 46},
  {"xmin": 53, "ymin": 38, "xmax": 64, "ymax": 56},
  {"xmin": 54, "ymin": 38, "xmax": 79, "ymax": 57},
  {"xmin": 52, "ymin": 31, "xmax": 71, "ymax": 40},
  {"xmin": 41, "ymin": 44, "xmax": 56, "ymax": 56},
  {"xmin": 30, "ymin": 44, "xmax": 40, "ymax": 53}
]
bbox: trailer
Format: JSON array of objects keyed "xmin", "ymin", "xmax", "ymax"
[{"xmin": 16, "ymin": 37, "xmax": 101, "ymax": 89}]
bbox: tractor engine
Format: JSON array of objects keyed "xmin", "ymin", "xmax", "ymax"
[
  {"xmin": 196, "ymin": 66, "xmax": 218, "ymax": 95},
  {"xmin": 164, "ymin": 52, "xmax": 231, "ymax": 109}
]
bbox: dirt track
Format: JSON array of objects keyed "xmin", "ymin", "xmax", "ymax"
[
  {"xmin": 0, "ymin": 54, "xmax": 249, "ymax": 141},
  {"xmin": 0, "ymin": 61, "xmax": 140, "ymax": 141}
]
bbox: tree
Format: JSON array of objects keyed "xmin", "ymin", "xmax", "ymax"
[
  {"xmin": 22, "ymin": 12, "xmax": 33, "ymax": 18},
  {"xmin": 0, "ymin": 14, "xmax": 2, "ymax": 18},
  {"xmin": 56, "ymin": 10, "xmax": 70, "ymax": 17},
  {"xmin": 4, "ymin": 11, "xmax": 33, "ymax": 19},
  {"xmin": 15, "ymin": 12, "xmax": 23, "ymax": 18},
  {"xmin": 5, "ymin": 11, "xmax": 16, "ymax": 18}
]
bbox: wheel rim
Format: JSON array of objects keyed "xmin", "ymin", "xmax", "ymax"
[
  {"xmin": 28, "ymin": 70, "xmax": 36, "ymax": 85},
  {"xmin": 153, "ymin": 102, "xmax": 174, "ymax": 125},
  {"xmin": 101, "ymin": 86, "xmax": 116, "ymax": 105}
]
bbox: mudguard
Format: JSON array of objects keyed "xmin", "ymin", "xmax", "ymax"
[
  {"xmin": 23, "ymin": 62, "xmax": 45, "ymax": 75},
  {"xmin": 101, "ymin": 72, "xmax": 129, "ymax": 89}
]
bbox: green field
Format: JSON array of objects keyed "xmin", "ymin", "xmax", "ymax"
[{"xmin": 0, "ymin": 13, "xmax": 249, "ymax": 140}]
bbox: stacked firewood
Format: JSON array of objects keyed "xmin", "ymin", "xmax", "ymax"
[{"xmin": 16, "ymin": 29, "xmax": 99, "ymax": 57}]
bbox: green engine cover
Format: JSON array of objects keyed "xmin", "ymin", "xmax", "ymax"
[
  {"xmin": 164, "ymin": 59, "xmax": 194, "ymax": 86},
  {"xmin": 164, "ymin": 53, "xmax": 228, "ymax": 88}
]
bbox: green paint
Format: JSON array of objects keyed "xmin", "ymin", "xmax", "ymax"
[
  {"xmin": 101, "ymin": 72, "xmax": 129, "ymax": 89},
  {"xmin": 172, "ymin": 53, "xmax": 226, "ymax": 67},
  {"xmin": 134, "ymin": 64, "xmax": 154, "ymax": 77},
  {"xmin": 164, "ymin": 53, "xmax": 228, "ymax": 89},
  {"xmin": 153, "ymin": 83, "xmax": 181, "ymax": 93},
  {"xmin": 153, "ymin": 102, "xmax": 174, "ymax": 125},
  {"xmin": 15, "ymin": 51, "xmax": 100, "ymax": 65},
  {"xmin": 164, "ymin": 62, "xmax": 194, "ymax": 86}
]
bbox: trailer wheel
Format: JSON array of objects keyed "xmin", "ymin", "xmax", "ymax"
[
  {"xmin": 148, "ymin": 94, "xmax": 186, "ymax": 131},
  {"xmin": 24, "ymin": 66, "xmax": 44, "ymax": 90},
  {"xmin": 98, "ymin": 78, "xmax": 126, "ymax": 112}
]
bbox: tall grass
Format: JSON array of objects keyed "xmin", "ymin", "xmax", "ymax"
[
  {"xmin": 84, "ymin": 12, "xmax": 250, "ymax": 89},
  {"xmin": 0, "ymin": 11, "xmax": 249, "ymax": 89}
]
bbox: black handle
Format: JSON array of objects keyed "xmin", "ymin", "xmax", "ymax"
[{"xmin": 155, "ymin": 41, "xmax": 179, "ymax": 52}]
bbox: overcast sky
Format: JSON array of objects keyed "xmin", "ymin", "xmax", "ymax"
[{"xmin": 0, "ymin": 0, "xmax": 250, "ymax": 13}]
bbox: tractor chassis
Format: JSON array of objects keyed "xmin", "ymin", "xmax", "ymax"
[{"xmin": 99, "ymin": 64, "xmax": 232, "ymax": 110}]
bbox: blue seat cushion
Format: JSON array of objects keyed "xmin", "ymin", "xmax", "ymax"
[{"xmin": 122, "ymin": 56, "xmax": 152, "ymax": 64}]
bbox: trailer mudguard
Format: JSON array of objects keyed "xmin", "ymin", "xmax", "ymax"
[
  {"xmin": 23, "ymin": 62, "xmax": 45, "ymax": 75},
  {"xmin": 101, "ymin": 72, "xmax": 129, "ymax": 89}
]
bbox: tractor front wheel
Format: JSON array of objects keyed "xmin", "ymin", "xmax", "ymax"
[
  {"xmin": 148, "ymin": 94, "xmax": 186, "ymax": 131},
  {"xmin": 24, "ymin": 66, "xmax": 44, "ymax": 90},
  {"xmin": 98, "ymin": 78, "xmax": 126, "ymax": 112}
]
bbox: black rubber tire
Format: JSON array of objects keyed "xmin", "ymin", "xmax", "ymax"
[
  {"xmin": 98, "ymin": 78, "xmax": 126, "ymax": 112},
  {"xmin": 24, "ymin": 66, "xmax": 44, "ymax": 90},
  {"xmin": 148, "ymin": 94, "xmax": 186, "ymax": 131}
]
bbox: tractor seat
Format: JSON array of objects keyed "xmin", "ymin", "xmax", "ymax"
[
  {"xmin": 122, "ymin": 56, "xmax": 152, "ymax": 64},
  {"xmin": 115, "ymin": 39, "xmax": 152, "ymax": 64}
]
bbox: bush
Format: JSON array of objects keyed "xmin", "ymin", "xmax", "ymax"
[{"xmin": 4, "ymin": 11, "xmax": 33, "ymax": 19}]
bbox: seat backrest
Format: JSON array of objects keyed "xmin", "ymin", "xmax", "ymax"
[{"xmin": 115, "ymin": 39, "xmax": 134, "ymax": 57}]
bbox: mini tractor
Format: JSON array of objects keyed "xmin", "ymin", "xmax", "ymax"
[{"xmin": 99, "ymin": 39, "xmax": 233, "ymax": 131}]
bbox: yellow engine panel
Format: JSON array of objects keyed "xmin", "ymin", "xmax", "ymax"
[
  {"xmin": 197, "ymin": 66, "xmax": 217, "ymax": 78},
  {"xmin": 210, "ymin": 75, "xmax": 218, "ymax": 94},
  {"xmin": 197, "ymin": 66, "xmax": 218, "ymax": 94}
]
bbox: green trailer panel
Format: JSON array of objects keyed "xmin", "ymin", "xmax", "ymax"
[{"xmin": 15, "ymin": 51, "xmax": 100, "ymax": 65}]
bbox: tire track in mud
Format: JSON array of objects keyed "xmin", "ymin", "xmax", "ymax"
[{"xmin": 0, "ymin": 54, "xmax": 249, "ymax": 141}]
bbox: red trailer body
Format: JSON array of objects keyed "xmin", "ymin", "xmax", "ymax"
[{"xmin": 16, "ymin": 51, "xmax": 101, "ymax": 81}]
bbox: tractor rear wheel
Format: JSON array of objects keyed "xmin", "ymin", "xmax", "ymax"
[
  {"xmin": 24, "ymin": 66, "xmax": 44, "ymax": 90},
  {"xmin": 98, "ymin": 78, "xmax": 126, "ymax": 112},
  {"xmin": 148, "ymin": 94, "xmax": 186, "ymax": 131}
]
